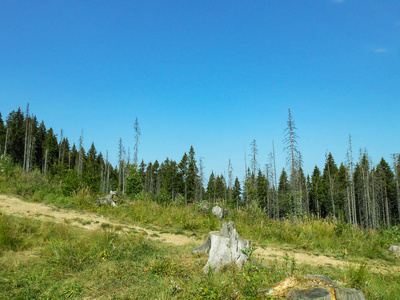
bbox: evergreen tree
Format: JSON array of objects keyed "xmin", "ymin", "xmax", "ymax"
[
  {"xmin": 6, "ymin": 108, "xmax": 25, "ymax": 164},
  {"xmin": 320, "ymin": 153, "xmax": 338, "ymax": 217},
  {"xmin": 376, "ymin": 158, "xmax": 396, "ymax": 224},
  {"xmin": 178, "ymin": 153, "xmax": 188, "ymax": 203},
  {"xmin": 206, "ymin": 172, "xmax": 216, "ymax": 202},
  {"xmin": 162, "ymin": 158, "xmax": 179, "ymax": 201},
  {"xmin": 336, "ymin": 163, "xmax": 349, "ymax": 220},
  {"xmin": 126, "ymin": 165, "xmax": 143, "ymax": 197},
  {"xmin": 309, "ymin": 166, "xmax": 322, "ymax": 217},
  {"xmin": 85, "ymin": 142, "xmax": 99, "ymax": 190},
  {"xmin": 215, "ymin": 174, "xmax": 226, "ymax": 201},
  {"xmin": 138, "ymin": 160, "xmax": 147, "ymax": 192},
  {"xmin": 34, "ymin": 121, "xmax": 46, "ymax": 169},
  {"xmin": 0, "ymin": 112, "xmax": 5, "ymax": 153},
  {"xmin": 257, "ymin": 169, "xmax": 269, "ymax": 209},
  {"xmin": 232, "ymin": 177, "xmax": 242, "ymax": 208},
  {"xmin": 278, "ymin": 168, "xmax": 291, "ymax": 216},
  {"xmin": 187, "ymin": 146, "xmax": 199, "ymax": 202}
]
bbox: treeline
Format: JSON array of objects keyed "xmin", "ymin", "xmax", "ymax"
[{"xmin": 1, "ymin": 106, "xmax": 400, "ymax": 228}]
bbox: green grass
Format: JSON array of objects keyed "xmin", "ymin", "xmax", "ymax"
[
  {"xmin": 1, "ymin": 212, "xmax": 400, "ymax": 299},
  {"xmin": 1, "ymin": 168, "xmax": 400, "ymax": 298}
]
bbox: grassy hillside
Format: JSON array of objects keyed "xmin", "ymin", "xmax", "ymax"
[{"xmin": 1, "ymin": 166, "xmax": 400, "ymax": 298}]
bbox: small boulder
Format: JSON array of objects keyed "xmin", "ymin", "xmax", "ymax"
[
  {"xmin": 212, "ymin": 206, "xmax": 223, "ymax": 220},
  {"xmin": 389, "ymin": 244, "xmax": 399, "ymax": 258},
  {"xmin": 263, "ymin": 275, "xmax": 366, "ymax": 300}
]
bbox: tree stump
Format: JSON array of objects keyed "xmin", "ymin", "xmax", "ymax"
[
  {"xmin": 97, "ymin": 191, "xmax": 117, "ymax": 207},
  {"xmin": 192, "ymin": 221, "xmax": 251, "ymax": 273}
]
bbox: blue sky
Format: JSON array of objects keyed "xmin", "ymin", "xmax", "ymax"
[{"xmin": 1, "ymin": 0, "xmax": 399, "ymax": 182}]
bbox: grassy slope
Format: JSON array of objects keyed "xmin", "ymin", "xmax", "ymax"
[{"xmin": 1, "ymin": 169, "xmax": 400, "ymax": 298}]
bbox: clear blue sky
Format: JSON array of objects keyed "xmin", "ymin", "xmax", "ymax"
[{"xmin": 1, "ymin": 0, "xmax": 399, "ymax": 182}]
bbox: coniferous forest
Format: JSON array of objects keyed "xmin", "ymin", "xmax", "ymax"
[{"xmin": 1, "ymin": 105, "xmax": 399, "ymax": 229}]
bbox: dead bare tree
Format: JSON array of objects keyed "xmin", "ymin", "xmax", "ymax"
[
  {"xmin": 284, "ymin": 108, "xmax": 300, "ymax": 217},
  {"xmin": 134, "ymin": 117, "xmax": 141, "ymax": 166},
  {"xmin": 272, "ymin": 140, "xmax": 279, "ymax": 219},
  {"xmin": 78, "ymin": 130, "xmax": 84, "ymax": 176},
  {"xmin": 3, "ymin": 128, "xmax": 9, "ymax": 156},
  {"xmin": 58, "ymin": 129, "xmax": 63, "ymax": 165},
  {"xmin": 23, "ymin": 103, "xmax": 30, "ymax": 172},
  {"xmin": 198, "ymin": 157, "xmax": 205, "ymax": 201},
  {"xmin": 393, "ymin": 154, "xmax": 400, "ymax": 222},
  {"xmin": 228, "ymin": 159, "xmax": 233, "ymax": 202}
]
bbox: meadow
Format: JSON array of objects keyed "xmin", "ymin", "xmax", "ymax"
[{"xmin": 1, "ymin": 167, "xmax": 400, "ymax": 299}]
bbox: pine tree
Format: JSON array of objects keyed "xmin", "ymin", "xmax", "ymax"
[
  {"xmin": 310, "ymin": 166, "xmax": 322, "ymax": 217},
  {"xmin": 34, "ymin": 121, "xmax": 46, "ymax": 170},
  {"xmin": 178, "ymin": 152, "xmax": 188, "ymax": 203},
  {"xmin": 232, "ymin": 177, "xmax": 242, "ymax": 208},
  {"xmin": 322, "ymin": 152, "xmax": 338, "ymax": 218},
  {"xmin": 278, "ymin": 168, "xmax": 291, "ymax": 216},
  {"xmin": 187, "ymin": 146, "xmax": 199, "ymax": 202},
  {"xmin": 6, "ymin": 108, "xmax": 25, "ymax": 164},
  {"xmin": 206, "ymin": 172, "xmax": 216, "ymax": 202},
  {"xmin": 126, "ymin": 165, "xmax": 143, "ymax": 197},
  {"xmin": 0, "ymin": 112, "xmax": 6, "ymax": 154}
]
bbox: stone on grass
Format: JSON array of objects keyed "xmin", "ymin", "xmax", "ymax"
[
  {"xmin": 389, "ymin": 244, "xmax": 399, "ymax": 258},
  {"xmin": 263, "ymin": 274, "xmax": 366, "ymax": 300},
  {"xmin": 212, "ymin": 206, "xmax": 223, "ymax": 220},
  {"xmin": 192, "ymin": 221, "xmax": 251, "ymax": 273}
]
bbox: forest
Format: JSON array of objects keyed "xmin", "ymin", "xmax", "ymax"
[{"xmin": 1, "ymin": 105, "xmax": 399, "ymax": 229}]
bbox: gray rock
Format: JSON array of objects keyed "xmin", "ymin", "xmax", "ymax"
[
  {"xmin": 265, "ymin": 274, "xmax": 365, "ymax": 300},
  {"xmin": 389, "ymin": 244, "xmax": 400, "ymax": 258},
  {"xmin": 212, "ymin": 206, "xmax": 223, "ymax": 220},
  {"xmin": 334, "ymin": 287, "xmax": 366, "ymax": 300},
  {"xmin": 287, "ymin": 287, "xmax": 332, "ymax": 300}
]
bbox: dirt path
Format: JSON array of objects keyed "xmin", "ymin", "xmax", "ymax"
[{"xmin": 1, "ymin": 195, "xmax": 398, "ymax": 274}]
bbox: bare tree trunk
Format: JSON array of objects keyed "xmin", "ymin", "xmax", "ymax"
[
  {"xmin": 118, "ymin": 138, "xmax": 123, "ymax": 192},
  {"xmin": 44, "ymin": 148, "xmax": 48, "ymax": 175},
  {"xmin": 348, "ymin": 134, "xmax": 357, "ymax": 225},
  {"xmin": 393, "ymin": 154, "xmax": 400, "ymax": 222},
  {"xmin": 78, "ymin": 130, "xmax": 84, "ymax": 176},
  {"xmin": 23, "ymin": 103, "xmax": 30, "ymax": 172},
  {"xmin": 385, "ymin": 185, "xmax": 390, "ymax": 227},
  {"xmin": 58, "ymin": 129, "xmax": 63, "ymax": 165},
  {"xmin": 228, "ymin": 159, "xmax": 233, "ymax": 203},
  {"xmin": 134, "ymin": 117, "xmax": 140, "ymax": 166},
  {"xmin": 199, "ymin": 157, "xmax": 204, "ymax": 201},
  {"xmin": 4, "ymin": 128, "xmax": 9, "ymax": 156},
  {"xmin": 272, "ymin": 140, "xmax": 279, "ymax": 219}
]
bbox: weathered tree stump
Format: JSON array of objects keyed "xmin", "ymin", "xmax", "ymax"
[
  {"xmin": 192, "ymin": 221, "xmax": 251, "ymax": 273},
  {"xmin": 96, "ymin": 191, "xmax": 117, "ymax": 207}
]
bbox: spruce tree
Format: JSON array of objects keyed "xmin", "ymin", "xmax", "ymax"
[
  {"xmin": 187, "ymin": 146, "xmax": 199, "ymax": 202},
  {"xmin": 6, "ymin": 108, "xmax": 25, "ymax": 164}
]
